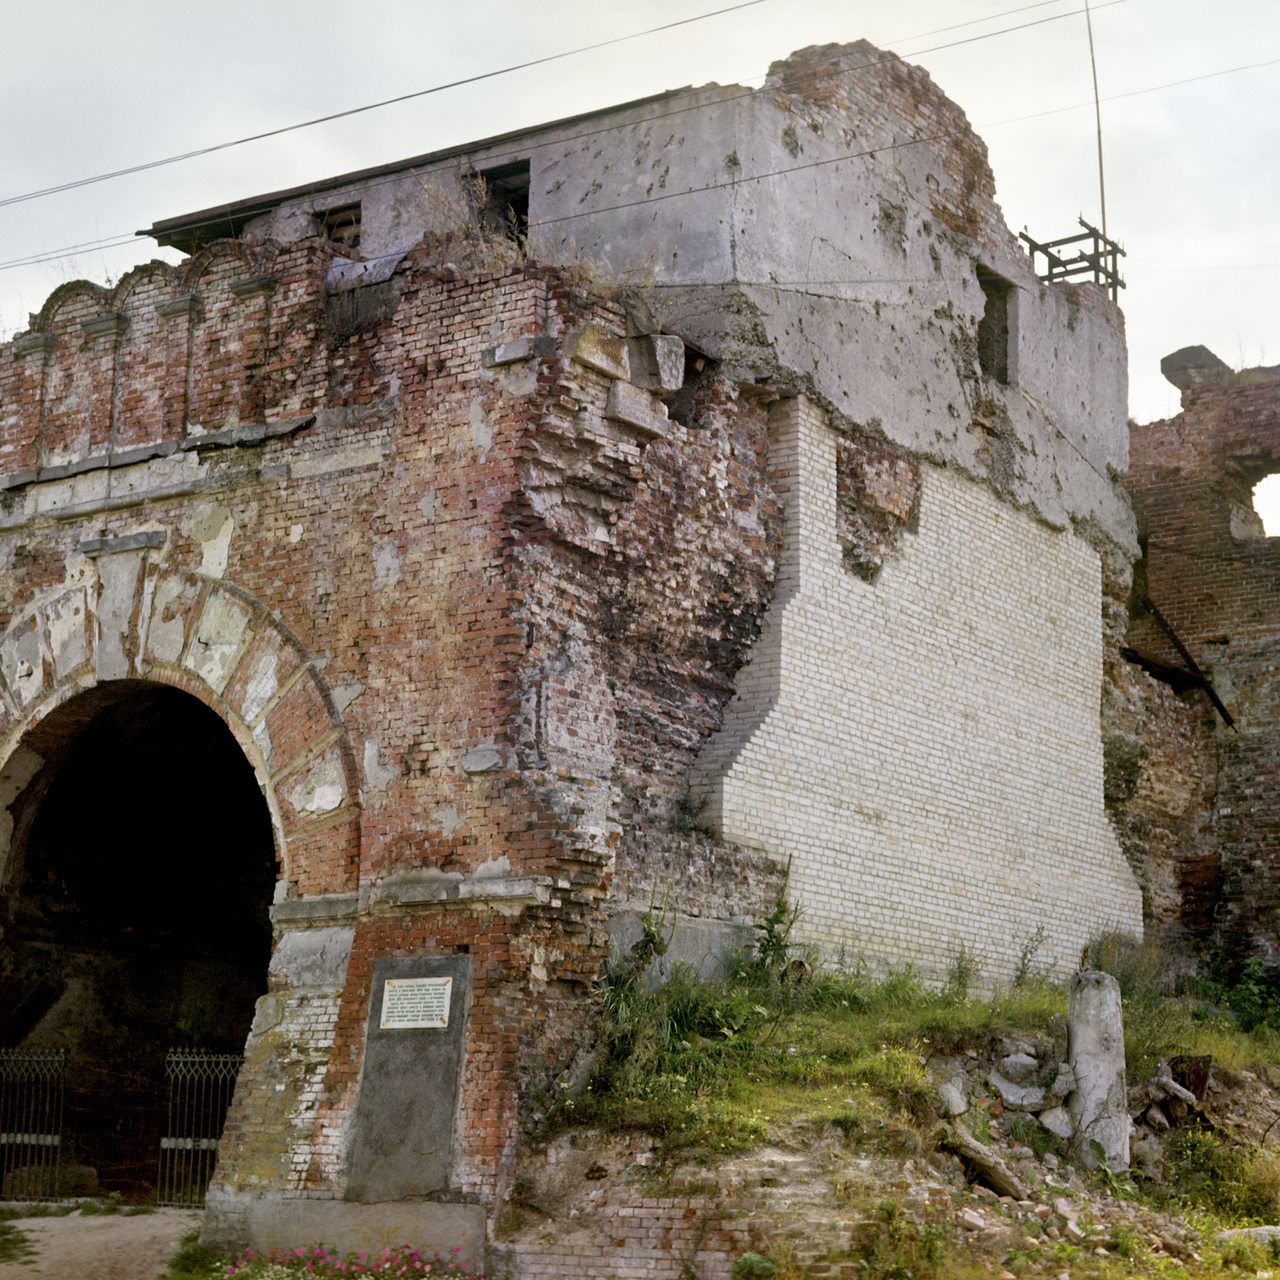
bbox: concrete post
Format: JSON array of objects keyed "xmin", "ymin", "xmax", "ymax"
[{"xmin": 1067, "ymin": 969, "xmax": 1129, "ymax": 1171}]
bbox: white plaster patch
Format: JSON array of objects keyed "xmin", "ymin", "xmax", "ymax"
[
  {"xmin": 44, "ymin": 591, "xmax": 88, "ymax": 683},
  {"xmin": 460, "ymin": 745, "xmax": 502, "ymax": 774},
  {"xmin": 186, "ymin": 591, "xmax": 252, "ymax": 692},
  {"xmin": 252, "ymin": 718, "xmax": 273, "ymax": 770},
  {"xmin": 148, "ymin": 576, "xmax": 194, "ymax": 665},
  {"xmin": 431, "ymin": 805, "xmax": 464, "ymax": 838},
  {"xmin": 363, "ymin": 739, "xmax": 397, "ymax": 793},
  {"xmin": 373, "ymin": 543, "xmax": 402, "ymax": 590},
  {"xmin": 291, "ymin": 442, "xmax": 385, "ymax": 480},
  {"xmin": 182, "ymin": 502, "xmax": 234, "ymax": 579},
  {"xmin": 268, "ymin": 926, "xmax": 355, "ymax": 990},
  {"xmin": 289, "ymin": 524, "xmax": 304, "ymax": 544},
  {"xmin": 95, "ymin": 551, "xmax": 144, "ymax": 681},
  {"xmin": 0, "ymin": 624, "xmax": 43, "ymax": 705},
  {"xmin": 468, "ymin": 397, "xmax": 493, "ymax": 457},
  {"xmin": 418, "ymin": 490, "xmax": 437, "ymax": 522},
  {"xmin": 331, "ymin": 682, "xmax": 364, "ymax": 714},
  {"xmin": 471, "ymin": 855, "xmax": 512, "ymax": 880},
  {"xmin": 241, "ymin": 649, "xmax": 281, "ymax": 725},
  {"xmin": 289, "ymin": 754, "xmax": 347, "ymax": 815}
]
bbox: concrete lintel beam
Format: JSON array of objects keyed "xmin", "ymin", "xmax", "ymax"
[
  {"xmin": 79, "ymin": 530, "xmax": 166, "ymax": 556},
  {"xmin": 480, "ymin": 335, "xmax": 556, "ymax": 367},
  {"xmin": 229, "ymin": 275, "xmax": 278, "ymax": 299},
  {"xmin": 157, "ymin": 296, "xmax": 201, "ymax": 319},
  {"xmin": 12, "ymin": 333, "xmax": 54, "ymax": 358},
  {"xmin": 81, "ymin": 314, "xmax": 128, "ymax": 339},
  {"xmin": 627, "ymin": 333, "xmax": 685, "ymax": 391},
  {"xmin": 270, "ymin": 893, "xmax": 360, "ymax": 924}
]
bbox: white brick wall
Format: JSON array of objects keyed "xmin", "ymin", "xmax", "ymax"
[{"xmin": 693, "ymin": 397, "xmax": 1142, "ymax": 981}]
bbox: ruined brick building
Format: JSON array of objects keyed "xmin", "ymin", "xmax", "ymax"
[
  {"xmin": 0, "ymin": 41, "xmax": 1151, "ymax": 1254},
  {"xmin": 1110, "ymin": 346, "xmax": 1280, "ymax": 967}
]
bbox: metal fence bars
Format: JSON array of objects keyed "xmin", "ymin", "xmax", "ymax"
[
  {"xmin": 157, "ymin": 1050, "xmax": 243, "ymax": 1208},
  {"xmin": 0, "ymin": 1050, "xmax": 64, "ymax": 1200}
]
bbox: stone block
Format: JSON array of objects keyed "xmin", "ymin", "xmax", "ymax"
[
  {"xmin": 987, "ymin": 1071, "xmax": 1046, "ymax": 1112},
  {"xmin": 1000, "ymin": 1052, "xmax": 1039, "ymax": 1084},
  {"xmin": 481, "ymin": 335, "xmax": 555, "ymax": 367},
  {"xmin": 563, "ymin": 324, "xmax": 630, "ymax": 380},
  {"xmin": 1038, "ymin": 1106, "xmax": 1074, "ymax": 1140},
  {"xmin": 344, "ymin": 955, "xmax": 470, "ymax": 1202},
  {"xmin": 604, "ymin": 380, "xmax": 669, "ymax": 438},
  {"xmin": 202, "ymin": 1194, "xmax": 486, "ymax": 1268},
  {"xmin": 1067, "ymin": 969, "xmax": 1129, "ymax": 1171},
  {"xmin": 627, "ymin": 334, "xmax": 685, "ymax": 390}
]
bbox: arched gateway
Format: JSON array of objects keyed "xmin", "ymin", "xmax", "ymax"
[{"xmin": 0, "ymin": 565, "xmax": 359, "ymax": 1199}]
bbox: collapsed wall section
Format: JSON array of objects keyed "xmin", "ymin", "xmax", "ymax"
[{"xmin": 1117, "ymin": 353, "xmax": 1280, "ymax": 963}]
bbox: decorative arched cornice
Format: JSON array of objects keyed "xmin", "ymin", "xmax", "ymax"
[
  {"xmin": 181, "ymin": 238, "xmax": 274, "ymax": 289},
  {"xmin": 109, "ymin": 258, "xmax": 183, "ymax": 311},
  {"xmin": 0, "ymin": 565, "xmax": 361, "ymax": 895},
  {"xmin": 34, "ymin": 280, "xmax": 111, "ymax": 332}
]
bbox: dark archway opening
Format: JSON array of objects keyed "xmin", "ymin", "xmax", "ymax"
[{"xmin": 0, "ymin": 682, "xmax": 277, "ymax": 1199}]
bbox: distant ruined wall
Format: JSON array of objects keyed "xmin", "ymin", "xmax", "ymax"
[{"xmin": 1117, "ymin": 353, "xmax": 1280, "ymax": 962}]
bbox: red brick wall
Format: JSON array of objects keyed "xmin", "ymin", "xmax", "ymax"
[
  {"xmin": 0, "ymin": 237, "xmax": 784, "ymax": 1212},
  {"xmin": 1122, "ymin": 368, "xmax": 1280, "ymax": 960}
]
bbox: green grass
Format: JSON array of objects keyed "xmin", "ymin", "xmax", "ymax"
[
  {"xmin": 563, "ymin": 929, "xmax": 1280, "ymax": 1240},
  {"xmin": 561, "ymin": 951, "xmax": 1076, "ymax": 1160},
  {"xmin": 0, "ymin": 1221, "xmax": 35, "ymax": 1264}
]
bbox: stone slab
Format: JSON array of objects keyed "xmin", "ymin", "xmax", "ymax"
[
  {"xmin": 344, "ymin": 954, "xmax": 470, "ymax": 1202},
  {"xmin": 604, "ymin": 380, "xmax": 669, "ymax": 438}
]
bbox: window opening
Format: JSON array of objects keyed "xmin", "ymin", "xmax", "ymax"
[
  {"xmin": 320, "ymin": 203, "xmax": 362, "ymax": 252},
  {"xmin": 475, "ymin": 161, "xmax": 530, "ymax": 240},
  {"xmin": 1253, "ymin": 473, "xmax": 1280, "ymax": 537},
  {"xmin": 976, "ymin": 267, "xmax": 1014, "ymax": 384}
]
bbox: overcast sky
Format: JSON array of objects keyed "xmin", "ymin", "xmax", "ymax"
[{"xmin": 1, "ymin": 0, "xmax": 1276, "ymax": 511}]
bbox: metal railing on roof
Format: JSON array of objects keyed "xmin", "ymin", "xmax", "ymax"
[{"xmin": 1019, "ymin": 218, "xmax": 1126, "ymax": 302}]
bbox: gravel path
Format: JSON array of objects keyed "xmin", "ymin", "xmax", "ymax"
[{"xmin": 0, "ymin": 1208, "xmax": 201, "ymax": 1280}]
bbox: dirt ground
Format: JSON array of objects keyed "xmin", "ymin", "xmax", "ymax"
[{"xmin": 0, "ymin": 1207, "xmax": 200, "ymax": 1280}]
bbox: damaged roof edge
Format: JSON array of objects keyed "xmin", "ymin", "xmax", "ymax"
[{"xmin": 136, "ymin": 85, "xmax": 699, "ymax": 252}]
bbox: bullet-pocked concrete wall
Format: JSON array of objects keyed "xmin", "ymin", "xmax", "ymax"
[{"xmin": 694, "ymin": 397, "xmax": 1143, "ymax": 980}]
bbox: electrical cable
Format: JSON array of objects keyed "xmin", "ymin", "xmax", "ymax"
[
  {"xmin": 0, "ymin": 0, "xmax": 1134, "ymax": 275},
  {"xmin": 3, "ymin": 4, "xmax": 1273, "ymax": 286},
  {"xmin": 1, "ymin": 0, "xmax": 1110, "ymax": 221},
  {"xmin": 0, "ymin": 0, "xmax": 767, "ymax": 212}
]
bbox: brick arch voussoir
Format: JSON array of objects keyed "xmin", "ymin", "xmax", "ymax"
[
  {"xmin": 109, "ymin": 259, "xmax": 184, "ymax": 312},
  {"xmin": 180, "ymin": 239, "xmax": 274, "ymax": 292},
  {"xmin": 0, "ymin": 570, "xmax": 362, "ymax": 894},
  {"xmin": 34, "ymin": 280, "xmax": 112, "ymax": 333}
]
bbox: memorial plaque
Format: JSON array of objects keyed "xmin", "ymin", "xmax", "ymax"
[
  {"xmin": 344, "ymin": 955, "xmax": 469, "ymax": 1203},
  {"xmin": 380, "ymin": 976, "xmax": 452, "ymax": 1029}
]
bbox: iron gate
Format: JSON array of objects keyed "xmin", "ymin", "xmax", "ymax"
[
  {"xmin": 156, "ymin": 1050, "xmax": 243, "ymax": 1208},
  {"xmin": 0, "ymin": 1050, "xmax": 64, "ymax": 1200}
]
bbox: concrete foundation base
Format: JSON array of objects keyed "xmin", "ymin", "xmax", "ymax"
[{"xmin": 201, "ymin": 1192, "xmax": 486, "ymax": 1267}]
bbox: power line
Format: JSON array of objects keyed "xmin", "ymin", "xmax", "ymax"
[
  {"xmin": 13, "ymin": 5, "xmax": 1279, "ymax": 291},
  {"xmin": 0, "ymin": 0, "xmax": 1110, "ymax": 223},
  {"xmin": 0, "ymin": 1, "xmax": 1128, "ymax": 276},
  {"xmin": 0, "ymin": 0, "xmax": 767, "ymax": 213}
]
